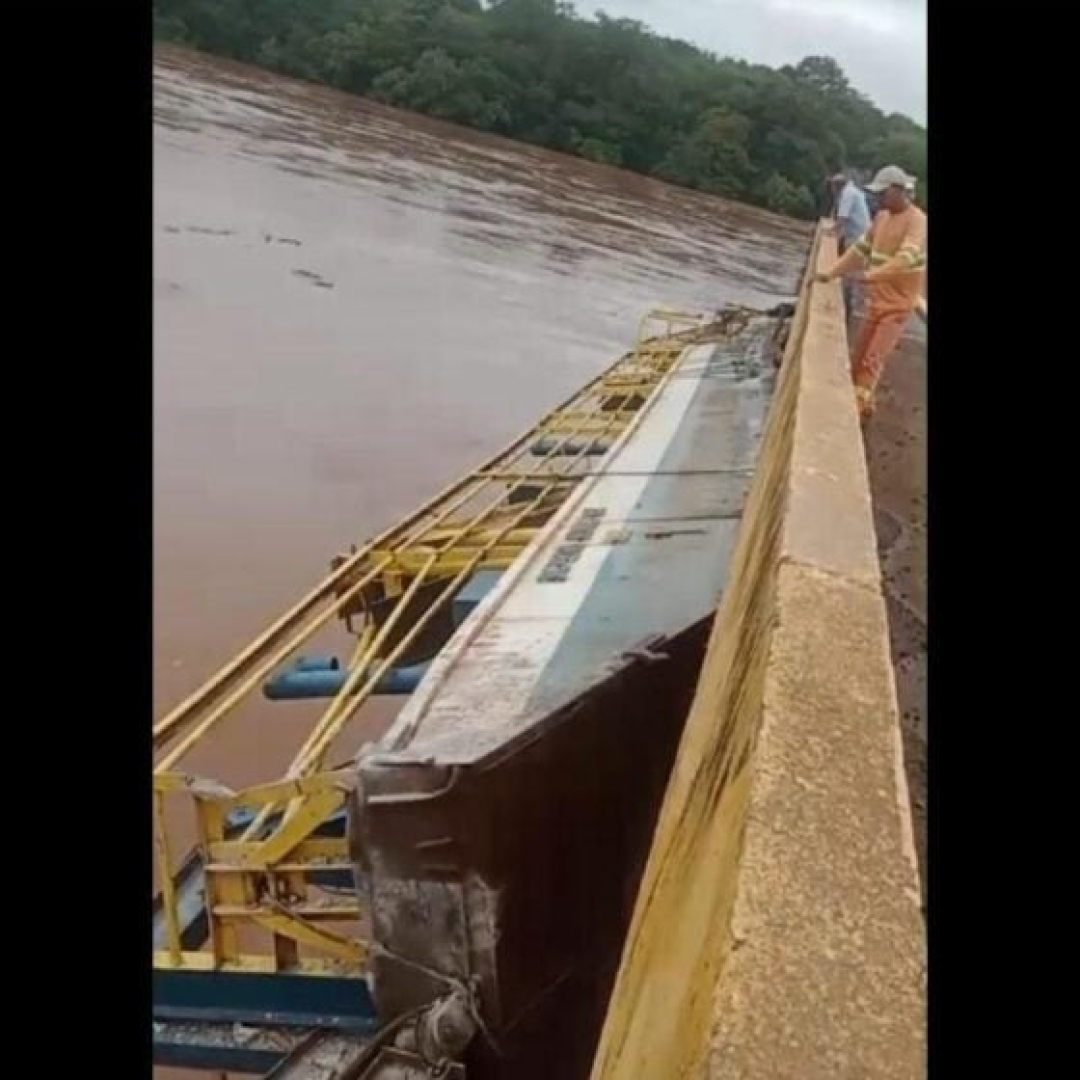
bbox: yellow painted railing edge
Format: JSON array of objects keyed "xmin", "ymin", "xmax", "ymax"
[{"xmin": 590, "ymin": 224, "xmax": 926, "ymax": 1080}]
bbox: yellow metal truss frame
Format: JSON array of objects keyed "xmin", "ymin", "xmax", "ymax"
[{"xmin": 152, "ymin": 308, "xmax": 751, "ymax": 977}]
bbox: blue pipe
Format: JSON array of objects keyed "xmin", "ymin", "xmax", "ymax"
[
  {"xmin": 263, "ymin": 660, "xmax": 431, "ymax": 700},
  {"xmin": 264, "ymin": 669, "xmax": 348, "ymax": 700},
  {"xmin": 265, "ymin": 570, "xmax": 501, "ymax": 702}
]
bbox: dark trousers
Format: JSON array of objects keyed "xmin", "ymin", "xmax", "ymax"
[{"xmin": 837, "ymin": 236, "xmax": 856, "ymax": 328}]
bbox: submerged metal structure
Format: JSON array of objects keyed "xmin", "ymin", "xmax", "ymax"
[{"xmin": 153, "ymin": 303, "xmax": 789, "ymax": 1078}]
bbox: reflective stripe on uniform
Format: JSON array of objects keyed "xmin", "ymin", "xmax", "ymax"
[{"xmin": 897, "ymin": 244, "xmax": 925, "ymax": 266}]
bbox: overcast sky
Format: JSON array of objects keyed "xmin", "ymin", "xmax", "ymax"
[{"xmin": 577, "ymin": 0, "xmax": 926, "ymax": 124}]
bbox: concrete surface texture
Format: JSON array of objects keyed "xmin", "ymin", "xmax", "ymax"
[
  {"xmin": 590, "ymin": 230, "xmax": 925, "ymax": 1080},
  {"xmin": 862, "ymin": 323, "xmax": 928, "ymax": 892}
]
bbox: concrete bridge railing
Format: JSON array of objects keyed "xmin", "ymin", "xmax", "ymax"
[{"xmin": 590, "ymin": 226, "xmax": 926, "ymax": 1080}]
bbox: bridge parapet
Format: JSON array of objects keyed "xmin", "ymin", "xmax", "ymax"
[{"xmin": 590, "ymin": 225, "xmax": 926, "ymax": 1080}]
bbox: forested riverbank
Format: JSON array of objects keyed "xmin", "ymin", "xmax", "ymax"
[{"xmin": 153, "ymin": 0, "xmax": 927, "ymax": 220}]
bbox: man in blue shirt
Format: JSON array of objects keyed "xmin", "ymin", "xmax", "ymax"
[
  {"xmin": 828, "ymin": 172, "xmax": 871, "ymax": 321},
  {"xmin": 831, "ymin": 171, "xmax": 871, "ymax": 247}
]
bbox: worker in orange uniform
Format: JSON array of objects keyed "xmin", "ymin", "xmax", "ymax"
[{"xmin": 816, "ymin": 165, "xmax": 926, "ymax": 421}]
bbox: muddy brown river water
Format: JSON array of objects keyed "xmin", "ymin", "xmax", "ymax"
[{"xmin": 153, "ymin": 45, "xmax": 808, "ymax": 1077}]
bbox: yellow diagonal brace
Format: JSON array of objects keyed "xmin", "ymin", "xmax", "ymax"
[
  {"xmin": 242, "ymin": 787, "xmax": 347, "ymax": 868},
  {"xmin": 204, "ymin": 770, "xmax": 355, "ymax": 810},
  {"xmin": 368, "ymin": 548, "xmax": 522, "ymax": 575},
  {"xmin": 249, "ymin": 912, "xmax": 367, "ymax": 965},
  {"xmin": 207, "ymin": 837, "xmax": 349, "ymax": 864}
]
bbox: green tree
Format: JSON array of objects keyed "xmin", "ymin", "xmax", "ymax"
[
  {"xmin": 372, "ymin": 48, "xmax": 512, "ymax": 131},
  {"xmin": 785, "ymin": 55, "xmax": 853, "ymax": 99},
  {"xmin": 153, "ymin": 0, "xmax": 928, "ymax": 221},
  {"xmin": 655, "ymin": 107, "xmax": 754, "ymax": 199},
  {"xmin": 571, "ymin": 135, "xmax": 623, "ymax": 166},
  {"xmin": 761, "ymin": 173, "xmax": 816, "ymax": 219}
]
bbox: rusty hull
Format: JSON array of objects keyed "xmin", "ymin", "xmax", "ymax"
[{"xmin": 350, "ymin": 622, "xmax": 709, "ymax": 1078}]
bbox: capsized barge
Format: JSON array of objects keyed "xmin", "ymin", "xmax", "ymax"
[{"xmin": 152, "ymin": 303, "xmax": 790, "ymax": 1079}]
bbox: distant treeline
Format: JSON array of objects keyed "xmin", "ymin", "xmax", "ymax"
[{"xmin": 153, "ymin": 0, "xmax": 927, "ymax": 220}]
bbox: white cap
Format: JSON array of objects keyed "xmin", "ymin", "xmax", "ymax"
[{"xmin": 867, "ymin": 165, "xmax": 914, "ymax": 192}]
